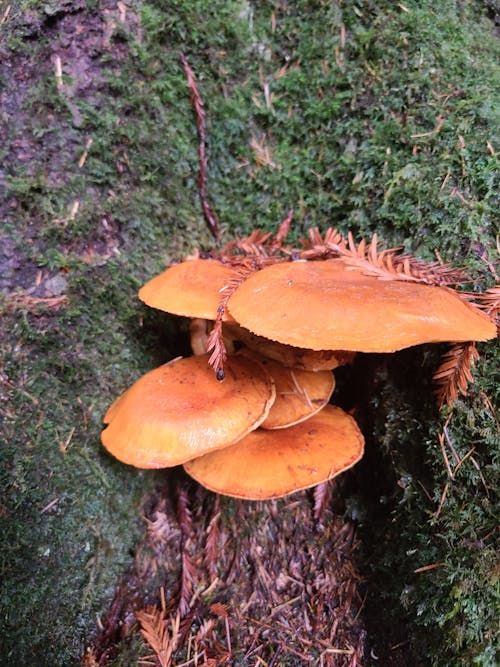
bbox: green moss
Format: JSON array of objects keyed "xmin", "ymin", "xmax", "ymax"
[
  {"xmin": 1, "ymin": 0, "xmax": 498, "ymax": 664},
  {"xmin": 354, "ymin": 340, "xmax": 499, "ymax": 666}
]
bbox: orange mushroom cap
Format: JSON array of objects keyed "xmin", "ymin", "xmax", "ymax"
[
  {"xmin": 184, "ymin": 405, "xmax": 364, "ymax": 500},
  {"xmin": 101, "ymin": 354, "xmax": 275, "ymax": 468},
  {"xmin": 256, "ymin": 357, "xmax": 335, "ymax": 429},
  {"xmin": 138, "ymin": 259, "xmax": 237, "ymax": 321},
  {"xmin": 227, "ymin": 259, "xmax": 497, "ymax": 352}
]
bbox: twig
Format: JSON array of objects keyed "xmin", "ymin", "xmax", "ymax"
[
  {"xmin": 443, "ymin": 424, "xmax": 461, "ymax": 464},
  {"xmin": 180, "ymin": 53, "xmax": 220, "ymax": 240},
  {"xmin": 437, "ymin": 413, "xmax": 454, "ymax": 478},
  {"xmin": 59, "ymin": 426, "xmax": 76, "ymax": 454},
  {"xmin": 411, "ymin": 115, "xmax": 446, "ymax": 138},
  {"xmin": 470, "ymin": 455, "xmax": 490, "ymax": 497},
  {"xmin": 40, "ymin": 497, "xmax": 59, "ymax": 514},
  {"xmin": 414, "ymin": 562, "xmax": 446, "ymax": 573},
  {"xmin": 0, "ymin": 375, "xmax": 40, "ymax": 405},
  {"xmin": 54, "ymin": 55, "xmax": 64, "ymax": 92},
  {"xmin": 433, "ymin": 481, "xmax": 449, "ymax": 519},
  {"xmin": 450, "ymin": 186, "xmax": 473, "ymax": 208},
  {"xmin": 416, "ymin": 480, "xmax": 433, "ymax": 503},
  {"xmin": 1, "ymin": 5, "xmax": 11, "ymax": 24},
  {"xmin": 452, "ymin": 446, "xmax": 476, "ymax": 477},
  {"xmin": 78, "ymin": 138, "xmax": 93, "ymax": 168},
  {"xmin": 440, "ymin": 169, "xmax": 451, "ymax": 191}
]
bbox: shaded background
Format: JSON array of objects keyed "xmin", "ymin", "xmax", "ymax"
[{"xmin": 1, "ymin": 1, "xmax": 498, "ymax": 665}]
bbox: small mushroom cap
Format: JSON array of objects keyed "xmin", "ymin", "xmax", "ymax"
[
  {"xmin": 223, "ymin": 322, "xmax": 355, "ymax": 370},
  {"xmin": 227, "ymin": 259, "xmax": 497, "ymax": 352},
  {"xmin": 257, "ymin": 357, "xmax": 335, "ymax": 429},
  {"xmin": 101, "ymin": 354, "xmax": 275, "ymax": 468},
  {"xmin": 184, "ymin": 405, "xmax": 364, "ymax": 499},
  {"xmin": 138, "ymin": 259, "xmax": 236, "ymax": 321}
]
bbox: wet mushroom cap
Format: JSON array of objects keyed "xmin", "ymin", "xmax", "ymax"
[
  {"xmin": 227, "ymin": 259, "xmax": 497, "ymax": 352},
  {"xmin": 138, "ymin": 259, "xmax": 237, "ymax": 321},
  {"xmin": 184, "ymin": 405, "xmax": 364, "ymax": 499},
  {"xmin": 257, "ymin": 357, "xmax": 335, "ymax": 429},
  {"xmin": 101, "ymin": 354, "xmax": 275, "ymax": 468}
]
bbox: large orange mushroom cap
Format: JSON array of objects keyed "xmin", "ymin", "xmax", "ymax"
[
  {"xmin": 101, "ymin": 354, "xmax": 275, "ymax": 468},
  {"xmin": 184, "ymin": 405, "xmax": 364, "ymax": 500},
  {"xmin": 227, "ymin": 259, "xmax": 497, "ymax": 352},
  {"xmin": 257, "ymin": 357, "xmax": 335, "ymax": 429},
  {"xmin": 138, "ymin": 259, "xmax": 237, "ymax": 321}
]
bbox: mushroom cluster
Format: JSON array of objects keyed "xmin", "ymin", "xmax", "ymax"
[{"xmin": 101, "ymin": 226, "xmax": 497, "ymax": 500}]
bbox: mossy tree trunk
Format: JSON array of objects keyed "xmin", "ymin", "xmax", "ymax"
[{"xmin": 1, "ymin": 1, "xmax": 498, "ymax": 665}]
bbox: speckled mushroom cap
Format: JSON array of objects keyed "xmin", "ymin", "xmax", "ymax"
[
  {"xmin": 101, "ymin": 354, "xmax": 275, "ymax": 468},
  {"xmin": 183, "ymin": 405, "xmax": 365, "ymax": 500},
  {"xmin": 257, "ymin": 357, "xmax": 335, "ymax": 429},
  {"xmin": 227, "ymin": 259, "xmax": 497, "ymax": 352},
  {"xmin": 138, "ymin": 259, "xmax": 237, "ymax": 321}
]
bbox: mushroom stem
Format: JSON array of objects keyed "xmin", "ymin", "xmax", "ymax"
[{"xmin": 189, "ymin": 318, "xmax": 210, "ymax": 356}]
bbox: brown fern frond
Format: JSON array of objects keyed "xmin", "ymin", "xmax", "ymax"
[
  {"xmin": 207, "ymin": 322, "xmax": 230, "ymax": 377},
  {"xmin": 206, "ymin": 261, "xmax": 265, "ymax": 378},
  {"xmin": 180, "ymin": 53, "xmax": 219, "ymax": 241},
  {"xmin": 206, "ymin": 318, "xmax": 228, "ymax": 380},
  {"xmin": 136, "ymin": 606, "xmax": 180, "ymax": 667},
  {"xmin": 194, "ymin": 618, "xmax": 217, "ymax": 644},
  {"xmin": 176, "ymin": 487, "xmax": 192, "ymax": 536},
  {"xmin": 323, "ymin": 227, "xmax": 346, "ymax": 247},
  {"xmin": 236, "ymin": 229, "xmax": 274, "ymax": 256},
  {"xmin": 145, "ymin": 508, "xmax": 173, "ymax": 547},
  {"xmin": 299, "ymin": 227, "xmax": 468, "ymax": 286},
  {"xmin": 210, "ymin": 602, "xmax": 230, "ymax": 617},
  {"xmin": 300, "ymin": 226, "xmax": 346, "ymax": 251},
  {"xmin": 269, "ymin": 209, "xmax": 294, "ymax": 252},
  {"xmin": 219, "ymin": 230, "xmax": 288, "ymax": 260},
  {"xmin": 220, "ymin": 237, "xmax": 278, "ymax": 263},
  {"xmin": 474, "ymin": 286, "xmax": 500, "ymax": 323},
  {"xmin": 444, "ymin": 286, "xmax": 500, "ymax": 335},
  {"xmin": 313, "ymin": 480, "xmax": 333, "ymax": 523},
  {"xmin": 178, "ymin": 549, "xmax": 197, "ymax": 617},
  {"xmin": 433, "ymin": 342, "xmax": 480, "ymax": 408},
  {"xmin": 204, "ymin": 496, "xmax": 221, "ymax": 581},
  {"xmin": 298, "ymin": 226, "xmax": 347, "ymax": 259},
  {"xmin": 81, "ymin": 648, "xmax": 99, "ymax": 667},
  {"xmin": 175, "ymin": 489, "xmax": 198, "ymax": 618},
  {"xmin": 339, "ymin": 231, "xmax": 468, "ymax": 285},
  {"xmin": 217, "ymin": 212, "xmax": 293, "ymax": 261}
]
